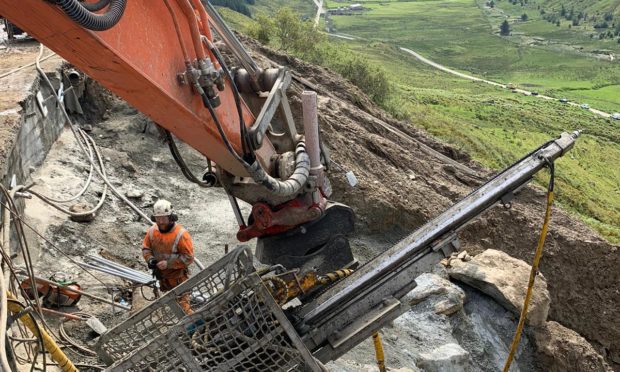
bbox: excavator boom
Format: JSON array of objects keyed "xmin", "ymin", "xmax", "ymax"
[
  {"xmin": 1, "ymin": 0, "xmax": 356, "ymax": 270},
  {"xmin": 1, "ymin": 0, "xmax": 262, "ymax": 176}
]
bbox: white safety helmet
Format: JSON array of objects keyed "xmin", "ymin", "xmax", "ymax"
[{"xmin": 152, "ymin": 199, "xmax": 174, "ymax": 217}]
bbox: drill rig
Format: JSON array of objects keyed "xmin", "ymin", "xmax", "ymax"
[{"xmin": 0, "ymin": 1, "xmax": 580, "ymax": 371}]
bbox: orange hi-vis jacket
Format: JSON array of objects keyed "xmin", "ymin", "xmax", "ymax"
[{"xmin": 142, "ymin": 223, "xmax": 194, "ymax": 280}]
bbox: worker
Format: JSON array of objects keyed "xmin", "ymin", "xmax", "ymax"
[{"xmin": 142, "ymin": 199, "xmax": 194, "ymax": 314}]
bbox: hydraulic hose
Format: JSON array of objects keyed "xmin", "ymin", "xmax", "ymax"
[
  {"xmin": 175, "ymin": 0, "xmax": 207, "ymax": 60},
  {"xmin": 203, "ymin": 35, "xmax": 252, "ymax": 158},
  {"xmin": 164, "ymin": 0, "xmax": 191, "ymax": 62},
  {"xmin": 29, "ymin": 131, "xmax": 109, "ymax": 217},
  {"xmin": 372, "ymin": 332, "xmax": 387, "ymax": 372},
  {"xmin": 55, "ymin": 0, "xmax": 127, "ymax": 31},
  {"xmin": 34, "ymin": 129, "xmax": 95, "ymax": 204},
  {"xmin": 503, "ymin": 160, "xmax": 555, "ymax": 372},
  {"xmin": 6, "ymin": 294, "xmax": 77, "ymax": 372},
  {"xmin": 244, "ymin": 142, "xmax": 310, "ymax": 197},
  {"xmin": 35, "ymin": 45, "xmax": 150, "ymax": 223},
  {"xmin": 164, "ymin": 129, "xmax": 214, "ymax": 187},
  {"xmin": 79, "ymin": 0, "xmax": 111, "ymax": 12}
]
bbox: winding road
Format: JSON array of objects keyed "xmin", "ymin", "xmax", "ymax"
[
  {"xmin": 312, "ymin": 0, "xmax": 324, "ymax": 28},
  {"xmin": 323, "ymin": 25, "xmax": 615, "ymax": 119},
  {"xmin": 312, "ymin": 0, "xmax": 615, "ymax": 119},
  {"xmin": 398, "ymin": 47, "xmax": 612, "ymax": 119}
]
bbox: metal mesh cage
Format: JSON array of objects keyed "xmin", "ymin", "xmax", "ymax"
[
  {"xmin": 96, "ymin": 247, "xmax": 255, "ymax": 364},
  {"xmin": 97, "ymin": 247, "xmax": 320, "ymax": 371}
]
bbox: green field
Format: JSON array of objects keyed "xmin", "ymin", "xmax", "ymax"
[
  {"xmin": 220, "ymin": 0, "xmax": 620, "ymax": 243},
  {"xmin": 320, "ymin": 0, "xmax": 620, "ymax": 242},
  {"xmin": 326, "ymin": 0, "xmax": 620, "ymax": 111}
]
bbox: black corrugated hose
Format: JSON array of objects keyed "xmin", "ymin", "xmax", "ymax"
[
  {"xmin": 79, "ymin": 0, "xmax": 111, "ymax": 11},
  {"xmin": 55, "ymin": 0, "xmax": 126, "ymax": 31}
]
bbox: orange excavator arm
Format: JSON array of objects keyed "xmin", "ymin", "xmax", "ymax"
[
  {"xmin": 0, "ymin": 0, "xmax": 266, "ymax": 176},
  {"xmin": 0, "ymin": 0, "xmax": 357, "ymax": 274}
]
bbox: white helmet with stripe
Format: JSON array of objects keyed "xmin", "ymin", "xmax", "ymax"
[{"xmin": 153, "ymin": 199, "xmax": 174, "ymax": 217}]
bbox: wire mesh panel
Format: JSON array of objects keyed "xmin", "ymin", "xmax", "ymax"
[
  {"xmin": 106, "ymin": 273, "xmax": 320, "ymax": 372},
  {"xmin": 96, "ymin": 247, "xmax": 255, "ymax": 364}
]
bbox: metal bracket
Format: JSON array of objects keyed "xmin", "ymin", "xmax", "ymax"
[
  {"xmin": 327, "ymin": 297, "xmax": 400, "ymax": 349},
  {"xmin": 176, "ymin": 72, "xmax": 188, "ymax": 85},
  {"xmin": 35, "ymin": 90, "xmax": 48, "ymax": 117},
  {"xmin": 248, "ymin": 69, "xmax": 294, "ymax": 149},
  {"xmin": 430, "ymin": 232, "xmax": 460, "ymax": 257}
]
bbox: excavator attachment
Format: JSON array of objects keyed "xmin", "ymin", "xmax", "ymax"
[
  {"xmin": 97, "ymin": 132, "xmax": 579, "ymax": 370},
  {"xmin": 256, "ymin": 202, "xmax": 357, "ymax": 274}
]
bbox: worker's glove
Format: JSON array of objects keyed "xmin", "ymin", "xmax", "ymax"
[
  {"xmin": 152, "ymin": 268, "xmax": 163, "ymax": 281},
  {"xmin": 147, "ymin": 258, "xmax": 157, "ymax": 270}
]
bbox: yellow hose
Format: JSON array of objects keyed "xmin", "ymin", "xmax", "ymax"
[
  {"xmin": 372, "ymin": 331, "xmax": 386, "ymax": 372},
  {"xmin": 6, "ymin": 292, "xmax": 78, "ymax": 372},
  {"xmin": 503, "ymin": 190, "xmax": 554, "ymax": 372}
]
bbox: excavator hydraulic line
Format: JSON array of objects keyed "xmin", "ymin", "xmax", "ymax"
[{"xmin": 0, "ymin": 0, "xmax": 270, "ymax": 177}]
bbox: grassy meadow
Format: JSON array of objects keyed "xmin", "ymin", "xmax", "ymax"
[{"xmin": 322, "ymin": 0, "xmax": 620, "ymax": 243}]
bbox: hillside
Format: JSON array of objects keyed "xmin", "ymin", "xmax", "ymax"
[
  {"xmin": 487, "ymin": 0, "xmax": 620, "ymax": 53},
  {"xmin": 236, "ymin": 34, "xmax": 619, "ymax": 371},
  {"xmin": 537, "ymin": 0, "xmax": 620, "ymax": 17}
]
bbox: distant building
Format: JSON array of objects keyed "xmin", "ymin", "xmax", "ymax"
[{"xmin": 327, "ymin": 3, "xmax": 366, "ymax": 15}]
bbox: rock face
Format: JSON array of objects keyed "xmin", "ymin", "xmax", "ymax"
[
  {"xmin": 417, "ymin": 343, "xmax": 470, "ymax": 372},
  {"xmin": 404, "ymin": 273, "xmax": 465, "ymax": 316},
  {"xmin": 534, "ymin": 321, "xmax": 613, "ymax": 372},
  {"xmin": 452, "ymin": 285, "xmax": 540, "ymax": 371},
  {"xmin": 447, "ymin": 250, "xmax": 550, "ymax": 326},
  {"xmin": 328, "ymin": 265, "xmax": 540, "ymax": 372}
]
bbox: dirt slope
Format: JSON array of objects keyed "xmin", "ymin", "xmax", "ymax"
[{"xmin": 242, "ymin": 37, "xmax": 620, "ymax": 368}]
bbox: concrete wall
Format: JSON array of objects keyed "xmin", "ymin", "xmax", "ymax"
[
  {"xmin": 2, "ymin": 73, "xmax": 66, "ymax": 188},
  {"xmin": 0, "ymin": 69, "xmax": 68, "ymax": 253}
]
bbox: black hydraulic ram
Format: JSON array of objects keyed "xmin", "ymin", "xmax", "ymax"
[{"xmin": 295, "ymin": 131, "xmax": 580, "ymax": 363}]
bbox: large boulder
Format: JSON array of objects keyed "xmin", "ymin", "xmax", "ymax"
[
  {"xmin": 447, "ymin": 249, "xmax": 550, "ymax": 326},
  {"xmin": 535, "ymin": 321, "xmax": 612, "ymax": 372}
]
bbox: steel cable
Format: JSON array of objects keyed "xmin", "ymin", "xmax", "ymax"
[
  {"xmin": 58, "ymin": 313, "xmax": 97, "ymax": 356},
  {"xmin": 32, "ymin": 129, "xmax": 95, "ymax": 204},
  {"xmin": 0, "ymin": 198, "xmax": 109, "ymax": 288},
  {"xmin": 35, "ymin": 44, "xmax": 152, "ymax": 224},
  {"xmin": 29, "ymin": 131, "xmax": 109, "ymax": 217}
]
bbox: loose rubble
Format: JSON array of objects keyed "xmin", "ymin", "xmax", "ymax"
[{"xmin": 534, "ymin": 321, "xmax": 613, "ymax": 372}]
